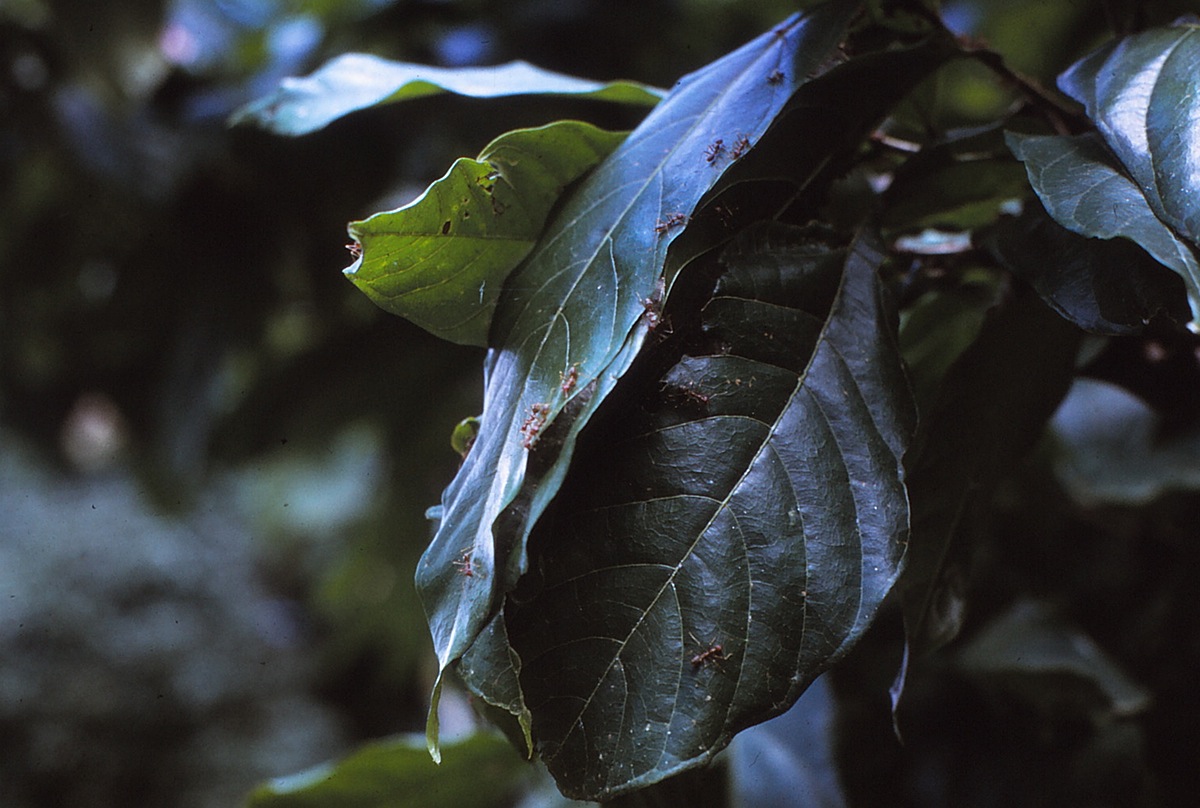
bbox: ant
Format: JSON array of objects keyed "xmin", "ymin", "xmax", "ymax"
[
  {"xmin": 730, "ymin": 135, "xmax": 751, "ymax": 159},
  {"xmin": 704, "ymin": 138, "xmax": 725, "ymax": 164},
  {"xmin": 346, "ymin": 241, "xmax": 363, "ymax": 259},
  {"xmin": 689, "ymin": 632, "xmax": 727, "ymax": 669},
  {"xmin": 654, "ymin": 212, "xmax": 689, "ymax": 234},
  {"xmin": 560, "ymin": 365, "xmax": 579, "ymax": 398},
  {"xmin": 520, "ymin": 402, "xmax": 550, "ymax": 449},
  {"xmin": 767, "ymin": 69, "xmax": 784, "ymax": 85},
  {"xmin": 453, "ymin": 549, "xmax": 474, "ymax": 578}
]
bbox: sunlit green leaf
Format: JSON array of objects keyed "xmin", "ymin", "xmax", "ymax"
[
  {"xmin": 245, "ymin": 733, "xmax": 527, "ymax": 808},
  {"xmin": 231, "ymin": 55, "xmax": 664, "ymax": 135},
  {"xmin": 344, "ymin": 121, "xmax": 626, "ymax": 346}
]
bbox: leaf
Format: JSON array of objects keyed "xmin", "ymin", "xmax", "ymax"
[
  {"xmin": 727, "ymin": 674, "xmax": 846, "ymax": 808},
  {"xmin": 1006, "ymin": 131, "xmax": 1200, "ymax": 327},
  {"xmin": 344, "ymin": 121, "xmax": 626, "ymax": 346},
  {"xmin": 1057, "ymin": 21, "xmax": 1200, "ymax": 244},
  {"xmin": 898, "ymin": 288, "xmax": 1079, "ymax": 664},
  {"xmin": 244, "ymin": 732, "xmax": 527, "ymax": 808},
  {"xmin": 957, "ymin": 600, "xmax": 1151, "ymax": 718},
  {"xmin": 414, "ymin": 1, "xmax": 864, "ymax": 759},
  {"xmin": 881, "ymin": 128, "xmax": 1029, "ymax": 234},
  {"xmin": 1051, "ymin": 377, "xmax": 1200, "ymax": 505},
  {"xmin": 1005, "ymin": 21, "xmax": 1200, "ymax": 327},
  {"xmin": 451, "ymin": 24, "xmax": 954, "ymax": 744},
  {"xmin": 984, "ymin": 198, "xmax": 1188, "ymax": 335},
  {"xmin": 502, "ymin": 225, "xmax": 914, "ymax": 800},
  {"xmin": 231, "ymin": 55, "xmax": 665, "ymax": 135}
]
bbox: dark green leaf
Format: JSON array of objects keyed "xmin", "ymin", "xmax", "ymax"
[
  {"xmin": 414, "ymin": 2, "xmax": 864, "ymax": 759},
  {"xmin": 957, "ymin": 600, "xmax": 1151, "ymax": 717},
  {"xmin": 1052, "ymin": 378, "xmax": 1200, "ymax": 505},
  {"xmin": 504, "ymin": 225, "xmax": 914, "ymax": 800},
  {"xmin": 727, "ymin": 674, "xmax": 846, "ymax": 808},
  {"xmin": 453, "ymin": 28, "xmax": 953, "ymax": 743},
  {"xmin": 1006, "ymin": 131, "xmax": 1200, "ymax": 326},
  {"xmin": 882, "ymin": 129, "xmax": 1028, "ymax": 234},
  {"xmin": 899, "ymin": 288, "xmax": 1079, "ymax": 661},
  {"xmin": 244, "ymin": 733, "xmax": 527, "ymax": 808},
  {"xmin": 985, "ymin": 199, "xmax": 1188, "ymax": 335},
  {"xmin": 231, "ymin": 55, "xmax": 665, "ymax": 135},
  {"xmin": 344, "ymin": 121, "xmax": 626, "ymax": 346},
  {"xmin": 1057, "ymin": 22, "xmax": 1200, "ymax": 244}
]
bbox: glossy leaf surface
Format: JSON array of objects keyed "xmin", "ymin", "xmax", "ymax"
[
  {"xmin": 505, "ymin": 225, "xmax": 913, "ymax": 800},
  {"xmin": 985, "ymin": 199, "xmax": 1187, "ymax": 335},
  {"xmin": 414, "ymin": 2, "xmax": 863, "ymax": 759},
  {"xmin": 232, "ymin": 55, "xmax": 664, "ymax": 135},
  {"xmin": 344, "ymin": 122, "xmax": 625, "ymax": 346},
  {"xmin": 1008, "ymin": 21, "xmax": 1200, "ymax": 326}
]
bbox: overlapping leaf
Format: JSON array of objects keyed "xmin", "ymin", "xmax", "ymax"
[
  {"xmin": 502, "ymin": 225, "xmax": 913, "ymax": 800},
  {"xmin": 344, "ymin": 121, "xmax": 626, "ymax": 346},
  {"xmin": 414, "ymin": 1, "xmax": 863, "ymax": 759},
  {"xmin": 232, "ymin": 55, "xmax": 664, "ymax": 135},
  {"xmin": 1007, "ymin": 20, "xmax": 1200, "ymax": 326}
]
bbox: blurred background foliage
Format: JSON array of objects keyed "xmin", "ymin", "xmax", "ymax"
[{"xmin": 2, "ymin": 0, "xmax": 1200, "ymax": 806}]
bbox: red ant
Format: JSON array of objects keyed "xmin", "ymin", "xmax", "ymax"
[
  {"xmin": 453, "ymin": 549, "xmax": 474, "ymax": 578},
  {"xmin": 767, "ymin": 69, "xmax": 784, "ymax": 85},
  {"xmin": 560, "ymin": 365, "xmax": 579, "ymax": 398},
  {"xmin": 689, "ymin": 632, "xmax": 727, "ymax": 669},
  {"xmin": 704, "ymin": 139, "xmax": 725, "ymax": 164},
  {"xmin": 520, "ymin": 402, "xmax": 550, "ymax": 448},
  {"xmin": 346, "ymin": 241, "xmax": 363, "ymax": 259},
  {"xmin": 730, "ymin": 135, "xmax": 751, "ymax": 159},
  {"xmin": 654, "ymin": 212, "xmax": 689, "ymax": 234}
]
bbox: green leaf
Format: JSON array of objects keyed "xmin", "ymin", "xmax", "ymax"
[
  {"xmin": 1057, "ymin": 21, "xmax": 1200, "ymax": 244},
  {"xmin": 344, "ymin": 121, "xmax": 626, "ymax": 346},
  {"xmin": 1006, "ymin": 131, "xmax": 1200, "ymax": 326},
  {"xmin": 984, "ymin": 199, "xmax": 1188, "ymax": 335},
  {"xmin": 1052, "ymin": 378, "xmax": 1200, "ymax": 505},
  {"xmin": 231, "ymin": 55, "xmax": 665, "ymax": 135},
  {"xmin": 503, "ymin": 225, "xmax": 914, "ymax": 800},
  {"xmin": 882, "ymin": 128, "xmax": 1029, "ymax": 234},
  {"xmin": 244, "ymin": 733, "xmax": 528, "ymax": 808},
  {"xmin": 414, "ymin": 1, "xmax": 864, "ymax": 759},
  {"xmin": 727, "ymin": 674, "xmax": 846, "ymax": 808},
  {"xmin": 899, "ymin": 288, "xmax": 1079, "ymax": 662},
  {"xmin": 446, "ymin": 22, "xmax": 952, "ymax": 746}
]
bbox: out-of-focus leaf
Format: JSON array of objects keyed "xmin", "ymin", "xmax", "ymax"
[
  {"xmin": 414, "ymin": 2, "xmax": 864, "ymax": 761},
  {"xmin": 245, "ymin": 732, "xmax": 527, "ymax": 808},
  {"xmin": 1006, "ymin": 131, "xmax": 1200, "ymax": 327},
  {"xmin": 1051, "ymin": 377, "xmax": 1200, "ymax": 505},
  {"xmin": 344, "ymin": 121, "xmax": 626, "ymax": 346},
  {"xmin": 503, "ymin": 225, "xmax": 913, "ymax": 800},
  {"xmin": 899, "ymin": 289, "xmax": 1079, "ymax": 664},
  {"xmin": 898, "ymin": 269, "xmax": 1001, "ymax": 416},
  {"xmin": 985, "ymin": 199, "xmax": 1189, "ymax": 335},
  {"xmin": 957, "ymin": 600, "xmax": 1151, "ymax": 717},
  {"xmin": 727, "ymin": 674, "xmax": 846, "ymax": 808},
  {"xmin": 231, "ymin": 55, "xmax": 665, "ymax": 135},
  {"xmin": 882, "ymin": 129, "xmax": 1028, "ymax": 235}
]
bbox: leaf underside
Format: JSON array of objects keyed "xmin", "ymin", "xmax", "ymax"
[
  {"xmin": 231, "ymin": 55, "xmax": 665, "ymax": 136},
  {"xmin": 504, "ymin": 224, "xmax": 914, "ymax": 801}
]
